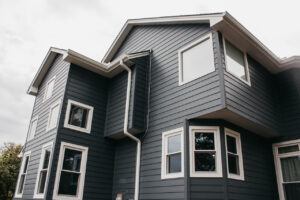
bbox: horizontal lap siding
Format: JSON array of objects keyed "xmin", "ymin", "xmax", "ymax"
[
  {"xmin": 112, "ymin": 24, "xmax": 223, "ymax": 200},
  {"xmin": 46, "ymin": 65, "xmax": 115, "ymax": 199},
  {"xmin": 15, "ymin": 55, "xmax": 70, "ymax": 200}
]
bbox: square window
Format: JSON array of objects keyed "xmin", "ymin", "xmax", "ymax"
[
  {"xmin": 64, "ymin": 100, "xmax": 94, "ymax": 134},
  {"xmin": 44, "ymin": 76, "xmax": 56, "ymax": 101}
]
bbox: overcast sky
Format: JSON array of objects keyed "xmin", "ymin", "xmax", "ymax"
[{"xmin": 0, "ymin": 0, "xmax": 299, "ymax": 145}]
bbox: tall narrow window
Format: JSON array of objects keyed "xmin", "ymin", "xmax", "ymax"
[
  {"xmin": 46, "ymin": 100, "xmax": 61, "ymax": 131},
  {"xmin": 53, "ymin": 142, "xmax": 88, "ymax": 200},
  {"xmin": 27, "ymin": 116, "xmax": 38, "ymax": 141},
  {"xmin": 34, "ymin": 142, "xmax": 53, "ymax": 198},
  {"xmin": 161, "ymin": 128, "xmax": 184, "ymax": 179},
  {"xmin": 64, "ymin": 100, "xmax": 94, "ymax": 133},
  {"xmin": 273, "ymin": 140, "xmax": 300, "ymax": 200},
  {"xmin": 15, "ymin": 152, "xmax": 31, "ymax": 198},
  {"xmin": 225, "ymin": 128, "xmax": 244, "ymax": 180},
  {"xmin": 178, "ymin": 33, "xmax": 215, "ymax": 85},
  {"xmin": 224, "ymin": 38, "xmax": 250, "ymax": 85},
  {"xmin": 189, "ymin": 126, "xmax": 222, "ymax": 177},
  {"xmin": 44, "ymin": 76, "xmax": 56, "ymax": 101}
]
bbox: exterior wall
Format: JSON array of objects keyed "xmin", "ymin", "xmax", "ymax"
[
  {"xmin": 111, "ymin": 24, "xmax": 224, "ymax": 199},
  {"xmin": 46, "ymin": 65, "xmax": 115, "ymax": 199},
  {"xmin": 14, "ymin": 55, "xmax": 70, "ymax": 199}
]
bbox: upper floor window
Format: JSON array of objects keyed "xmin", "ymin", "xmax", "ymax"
[
  {"xmin": 27, "ymin": 116, "xmax": 38, "ymax": 141},
  {"xmin": 44, "ymin": 76, "xmax": 56, "ymax": 102},
  {"xmin": 64, "ymin": 100, "xmax": 94, "ymax": 134},
  {"xmin": 34, "ymin": 142, "xmax": 53, "ymax": 198},
  {"xmin": 225, "ymin": 128, "xmax": 244, "ymax": 180},
  {"xmin": 53, "ymin": 142, "xmax": 88, "ymax": 200},
  {"xmin": 46, "ymin": 100, "xmax": 61, "ymax": 131},
  {"xmin": 178, "ymin": 33, "xmax": 215, "ymax": 85},
  {"xmin": 161, "ymin": 127, "xmax": 184, "ymax": 179},
  {"xmin": 224, "ymin": 39, "xmax": 251, "ymax": 85},
  {"xmin": 15, "ymin": 151, "xmax": 31, "ymax": 198},
  {"xmin": 189, "ymin": 126, "xmax": 222, "ymax": 177}
]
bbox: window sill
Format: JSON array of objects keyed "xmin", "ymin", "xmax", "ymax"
[{"xmin": 64, "ymin": 124, "xmax": 91, "ymax": 134}]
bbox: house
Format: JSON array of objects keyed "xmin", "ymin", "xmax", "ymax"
[{"xmin": 14, "ymin": 12, "xmax": 300, "ymax": 200}]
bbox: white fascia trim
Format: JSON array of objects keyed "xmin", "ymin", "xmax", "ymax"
[
  {"xmin": 189, "ymin": 126, "xmax": 223, "ymax": 178},
  {"xmin": 27, "ymin": 116, "xmax": 39, "ymax": 141},
  {"xmin": 43, "ymin": 76, "xmax": 56, "ymax": 102},
  {"xmin": 14, "ymin": 151, "xmax": 31, "ymax": 198},
  {"xmin": 63, "ymin": 99, "xmax": 94, "ymax": 134},
  {"xmin": 224, "ymin": 128, "xmax": 245, "ymax": 181},
  {"xmin": 161, "ymin": 127, "xmax": 184, "ymax": 180},
  {"xmin": 33, "ymin": 142, "xmax": 53, "ymax": 199},
  {"xmin": 53, "ymin": 142, "xmax": 88, "ymax": 200},
  {"xmin": 178, "ymin": 32, "xmax": 215, "ymax": 85},
  {"xmin": 46, "ymin": 99, "xmax": 62, "ymax": 132}
]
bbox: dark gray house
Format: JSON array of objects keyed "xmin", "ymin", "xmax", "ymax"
[{"xmin": 14, "ymin": 12, "xmax": 300, "ymax": 200}]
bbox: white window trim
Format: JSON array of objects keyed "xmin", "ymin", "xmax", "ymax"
[
  {"xmin": 43, "ymin": 76, "xmax": 56, "ymax": 102},
  {"xmin": 178, "ymin": 32, "xmax": 215, "ymax": 85},
  {"xmin": 223, "ymin": 36, "xmax": 251, "ymax": 86},
  {"xmin": 273, "ymin": 139, "xmax": 300, "ymax": 200},
  {"xmin": 33, "ymin": 142, "xmax": 53, "ymax": 199},
  {"xmin": 64, "ymin": 99, "xmax": 94, "ymax": 134},
  {"xmin": 53, "ymin": 142, "xmax": 88, "ymax": 200},
  {"xmin": 161, "ymin": 127, "xmax": 184, "ymax": 179},
  {"xmin": 189, "ymin": 126, "xmax": 222, "ymax": 177},
  {"xmin": 27, "ymin": 116, "xmax": 38, "ymax": 141},
  {"xmin": 46, "ymin": 99, "xmax": 61, "ymax": 132},
  {"xmin": 225, "ymin": 128, "xmax": 244, "ymax": 181},
  {"xmin": 15, "ymin": 151, "xmax": 31, "ymax": 198}
]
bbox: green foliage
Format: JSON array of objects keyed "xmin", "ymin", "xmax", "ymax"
[{"xmin": 0, "ymin": 143, "xmax": 23, "ymax": 200}]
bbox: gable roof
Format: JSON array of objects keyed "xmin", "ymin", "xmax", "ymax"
[{"xmin": 102, "ymin": 12, "xmax": 300, "ymax": 73}]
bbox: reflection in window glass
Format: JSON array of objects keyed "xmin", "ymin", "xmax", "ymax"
[
  {"xmin": 195, "ymin": 132, "xmax": 215, "ymax": 150},
  {"xmin": 69, "ymin": 105, "xmax": 88, "ymax": 128},
  {"xmin": 278, "ymin": 145, "xmax": 299, "ymax": 154},
  {"xmin": 195, "ymin": 152, "xmax": 215, "ymax": 171}
]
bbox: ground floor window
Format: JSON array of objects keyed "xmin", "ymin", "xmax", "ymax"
[
  {"xmin": 273, "ymin": 140, "xmax": 300, "ymax": 200},
  {"xmin": 15, "ymin": 151, "xmax": 31, "ymax": 198}
]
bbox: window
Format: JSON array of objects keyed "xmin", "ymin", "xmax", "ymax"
[
  {"xmin": 64, "ymin": 100, "xmax": 94, "ymax": 133},
  {"xmin": 46, "ymin": 100, "xmax": 61, "ymax": 131},
  {"xmin": 189, "ymin": 126, "xmax": 222, "ymax": 177},
  {"xmin": 44, "ymin": 76, "xmax": 56, "ymax": 101},
  {"xmin": 161, "ymin": 127, "xmax": 184, "ymax": 179},
  {"xmin": 27, "ymin": 116, "xmax": 38, "ymax": 141},
  {"xmin": 178, "ymin": 33, "xmax": 215, "ymax": 85},
  {"xmin": 15, "ymin": 151, "xmax": 31, "ymax": 198},
  {"xmin": 53, "ymin": 142, "xmax": 88, "ymax": 200},
  {"xmin": 225, "ymin": 128, "xmax": 244, "ymax": 180},
  {"xmin": 273, "ymin": 140, "xmax": 300, "ymax": 200},
  {"xmin": 224, "ymin": 38, "xmax": 250, "ymax": 85},
  {"xmin": 34, "ymin": 142, "xmax": 53, "ymax": 198}
]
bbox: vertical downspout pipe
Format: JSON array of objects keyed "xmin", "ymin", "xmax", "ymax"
[{"xmin": 120, "ymin": 60, "xmax": 141, "ymax": 200}]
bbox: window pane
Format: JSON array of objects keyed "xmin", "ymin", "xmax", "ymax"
[
  {"xmin": 46, "ymin": 80, "xmax": 55, "ymax": 99},
  {"xmin": 29, "ymin": 120, "xmax": 37, "ymax": 139},
  {"xmin": 182, "ymin": 37, "xmax": 215, "ymax": 82},
  {"xmin": 195, "ymin": 132, "xmax": 215, "ymax": 150},
  {"xmin": 63, "ymin": 149, "xmax": 82, "ymax": 172},
  {"xmin": 195, "ymin": 152, "xmax": 216, "ymax": 171},
  {"xmin": 278, "ymin": 145, "xmax": 299, "ymax": 154},
  {"xmin": 284, "ymin": 183, "xmax": 300, "ymax": 200},
  {"xmin": 168, "ymin": 153, "xmax": 181, "ymax": 173},
  {"xmin": 280, "ymin": 156, "xmax": 300, "ymax": 182},
  {"xmin": 225, "ymin": 40, "xmax": 247, "ymax": 81},
  {"xmin": 38, "ymin": 170, "xmax": 47, "ymax": 194},
  {"xmin": 49, "ymin": 105, "xmax": 59, "ymax": 129},
  {"xmin": 43, "ymin": 150, "xmax": 51, "ymax": 169},
  {"xmin": 228, "ymin": 154, "xmax": 240, "ymax": 175},
  {"xmin": 168, "ymin": 134, "xmax": 181, "ymax": 154},
  {"xmin": 18, "ymin": 175, "xmax": 25, "ymax": 194},
  {"xmin": 23, "ymin": 156, "xmax": 29, "ymax": 173},
  {"xmin": 58, "ymin": 171, "xmax": 79, "ymax": 196},
  {"xmin": 69, "ymin": 105, "xmax": 88, "ymax": 128},
  {"xmin": 226, "ymin": 135, "xmax": 237, "ymax": 154}
]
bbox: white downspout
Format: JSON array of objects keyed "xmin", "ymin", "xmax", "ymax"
[{"xmin": 120, "ymin": 60, "xmax": 141, "ymax": 200}]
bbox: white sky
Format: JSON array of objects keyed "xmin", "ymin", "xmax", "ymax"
[{"xmin": 0, "ymin": 0, "xmax": 299, "ymax": 145}]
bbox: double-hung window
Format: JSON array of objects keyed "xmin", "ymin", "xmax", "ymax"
[
  {"xmin": 64, "ymin": 100, "xmax": 94, "ymax": 133},
  {"xmin": 34, "ymin": 142, "xmax": 53, "ymax": 198},
  {"xmin": 189, "ymin": 126, "xmax": 222, "ymax": 177},
  {"xmin": 15, "ymin": 151, "xmax": 31, "ymax": 198},
  {"xmin": 225, "ymin": 128, "xmax": 244, "ymax": 180},
  {"xmin": 53, "ymin": 142, "xmax": 88, "ymax": 200},
  {"xmin": 161, "ymin": 127, "xmax": 184, "ymax": 179},
  {"xmin": 27, "ymin": 116, "xmax": 38, "ymax": 141},
  {"xmin": 46, "ymin": 100, "xmax": 61, "ymax": 131},
  {"xmin": 43, "ymin": 76, "xmax": 56, "ymax": 102},
  {"xmin": 273, "ymin": 140, "xmax": 300, "ymax": 200}
]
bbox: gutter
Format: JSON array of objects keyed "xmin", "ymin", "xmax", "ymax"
[{"xmin": 120, "ymin": 59, "xmax": 141, "ymax": 200}]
